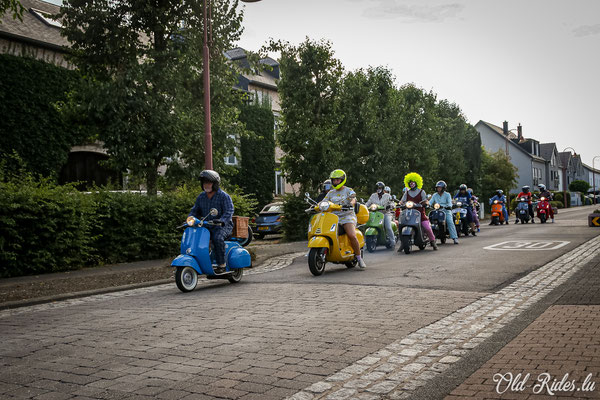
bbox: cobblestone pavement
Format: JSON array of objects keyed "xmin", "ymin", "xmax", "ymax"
[
  {"xmin": 287, "ymin": 234, "xmax": 600, "ymax": 400},
  {"xmin": 0, "ymin": 252, "xmax": 305, "ymax": 319},
  {"xmin": 445, "ymin": 305, "xmax": 600, "ymax": 399},
  {"xmin": 0, "ymin": 253, "xmax": 481, "ymax": 399}
]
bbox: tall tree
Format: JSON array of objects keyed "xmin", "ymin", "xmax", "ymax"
[
  {"xmin": 58, "ymin": 0, "xmax": 244, "ymax": 194},
  {"xmin": 266, "ymin": 38, "xmax": 343, "ymax": 192},
  {"xmin": 479, "ymin": 148, "xmax": 518, "ymax": 203}
]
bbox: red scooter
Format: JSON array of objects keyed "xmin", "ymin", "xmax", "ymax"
[{"xmin": 536, "ymin": 196, "xmax": 551, "ymax": 223}]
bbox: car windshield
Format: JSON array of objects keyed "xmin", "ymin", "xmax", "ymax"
[{"xmin": 261, "ymin": 205, "xmax": 283, "ymax": 213}]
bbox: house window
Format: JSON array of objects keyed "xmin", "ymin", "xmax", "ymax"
[
  {"xmin": 31, "ymin": 8, "xmax": 63, "ymax": 28},
  {"xmin": 275, "ymin": 171, "xmax": 285, "ymax": 195},
  {"xmin": 224, "ymin": 134, "xmax": 238, "ymax": 166}
]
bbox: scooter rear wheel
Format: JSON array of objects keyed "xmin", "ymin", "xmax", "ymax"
[
  {"xmin": 175, "ymin": 266, "xmax": 198, "ymax": 292},
  {"xmin": 308, "ymin": 248, "xmax": 327, "ymax": 276},
  {"xmin": 227, "ymin": 268, "xmax": 244, "ymax": 283},
  {"xmin": 540, "ymin": 214, "xmax": 547, "ymax": 223}
]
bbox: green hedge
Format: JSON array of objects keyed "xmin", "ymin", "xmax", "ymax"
[
  {"xmin": 550, "ymin": 200, "xmax": 563, "ymax": 209},
  {"xmin": 0, "ymin": 178, "xmax": 97, "ymax": 277},
  {"xmin": 0, "ymin": 178, "xmax": 257, "ymax": 277}
]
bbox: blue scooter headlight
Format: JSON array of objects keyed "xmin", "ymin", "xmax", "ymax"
[{"xmin": 186, "ymin": 216, "xmax": 197, "ymax": 226}]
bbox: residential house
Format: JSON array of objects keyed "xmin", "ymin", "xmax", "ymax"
[
  {"xmin": 1, "ymin": 0, "xmax": 120, "ymax": 188},
  {"xmin": 475, "ymin": 120, "xmax": 541, "ymax": 193},
  {"xmin": 225, "ymin": 47, "xmax": 297, "ymax": 197},
  {"xmin": 513, "ymin": 134, "xmax": 547, "ymax": 189},
  {"xmin": 559, "ymin": 152, "xmax": 586, "ymax": 189},
  {"xmin": 582, "ymin": 163, "xmax": 600, "ymax": 195},
  {"xmin": 0, "ymin": 0, "xmax": 69, "ymax": 67},
  {"xmin": 539, "ymin": 143, "xmax": 562, "ymax": 191}
]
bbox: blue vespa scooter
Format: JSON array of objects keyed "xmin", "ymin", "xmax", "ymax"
[{"xmin": 172, "ymin": 208, "xmax": 252, "ymax": 292}]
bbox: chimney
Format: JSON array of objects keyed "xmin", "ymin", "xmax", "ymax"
[
  {"xmin": 503, "ymin": 121, "xmax": 509, "ymax": 136},
  {"xmin": 517, "ymin": 123, "xmax": 523, "ymax": 142}
]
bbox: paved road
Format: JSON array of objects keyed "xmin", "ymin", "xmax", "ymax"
[{"xmin": 0, "ymin": 206, "xmax": 598, "ymax": 400}]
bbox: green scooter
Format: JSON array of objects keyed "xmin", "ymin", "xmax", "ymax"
[{"xmin": 362, "ymin": 204, "xmax": 399, "ymax": 252}]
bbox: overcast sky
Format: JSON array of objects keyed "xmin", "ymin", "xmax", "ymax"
[{"xmin": 236, "ymin": 0, "xmax": 600, "ymax": 167}]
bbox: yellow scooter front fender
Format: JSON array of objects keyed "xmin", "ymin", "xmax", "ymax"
[{"xmin": 308, "ymin": 236, "xmax": 330, "ymax": 248}]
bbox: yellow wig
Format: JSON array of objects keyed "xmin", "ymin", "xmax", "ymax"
[{"xmin": 404, "ymin": 172, "xmax": 423, "ymax": 189}]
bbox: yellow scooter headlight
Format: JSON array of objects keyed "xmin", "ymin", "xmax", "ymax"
[
  {"xmin": 319, "ymin": 201, "xmax": 330, "ymax": 211},
  {"xmin": 406, "ymin": 201, "xmax": 414, "ymax": 209},
  {"xmin": 186, "ymin": 216, "xmax": 196, "ymax": 226}
]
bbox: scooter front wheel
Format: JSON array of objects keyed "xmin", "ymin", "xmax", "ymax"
[
  {"xmin": 366, "ymin": 236, "xmax": 377, "ymax": 253},
  {"xmin": 401, "ymin": 236, "xmax": 411, "ymax": 254},
  {"xmin": 227, "ymin": 268, "xmax": 244, "ymax": 283},
  {"xmin": 308, "ymin": 248, "xmax": 327, "ymax": 276},
  {"xmin": 175, "ymin": 266, "xmax": 198, "ymax": 292}
]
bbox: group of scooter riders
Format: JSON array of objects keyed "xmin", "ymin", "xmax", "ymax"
[
  {"xmin": 306, "ymin": 169, "xmax": 487, "ymax": 269},
  {"xmin": 186, "ymin": 168, "xmax": 555, "ymax": 278},
  {"xmin": 488, "ymin": 184, "xmax": 555, "ymax": 225}
]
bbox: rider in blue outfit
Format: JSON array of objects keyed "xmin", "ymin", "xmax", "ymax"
[
  {"xmin": 489, "ymin": 189, "xmax": 509, "ymax": 225},
  {"xmin": 429, "ymin": 180, "xmax": 459, "ymax": 244},
  {"xmin": 454, "ymin": 184, "xmax": 476, "ymax": 236}
]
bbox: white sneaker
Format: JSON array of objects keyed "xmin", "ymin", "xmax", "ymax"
[{"xmin": 358, "ymin": 258, "xmax": 366, "ymax": 269}]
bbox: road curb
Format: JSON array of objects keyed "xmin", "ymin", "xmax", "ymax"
[
  {"xmin": 0, "ymin": 249, "xmax": 305, "ymax": 311},
  {"xmin": 0, "ymin": 278, "xmax": 172, "ymax": 310}
]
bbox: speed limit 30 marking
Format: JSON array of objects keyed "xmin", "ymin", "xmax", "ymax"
[{"xmin": 484, "ymin": 241, "xmax": 570, "ymax": 251}]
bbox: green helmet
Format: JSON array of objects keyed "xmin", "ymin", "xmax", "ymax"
[{"xmin": 329, "ymin": 169, "xmax": 347, "ymax": 190}]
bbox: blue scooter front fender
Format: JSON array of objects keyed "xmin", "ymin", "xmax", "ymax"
[
  {"xmin": 402, "ymin": 226, "xmax": 414, "ymax": 236},
  {"xmin": 171, "ymin": 255, "xmax": 202, "ymax": 275}
]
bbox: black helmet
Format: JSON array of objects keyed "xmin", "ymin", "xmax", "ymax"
[
  {"xmin": 435, "ymin": 180, "xmax": 447, "ymax": 191},
  {"xmin": 459, "ymin": 184, "xmax": 467, "ymax": 191},
  {"xmin": 375, "ymin": 181, "xmax": 385, "ymax": 192},
  {"xmin": 200, "ymin": 170, "xmax": 221, "ymax": 191},
  {"xmin": 496, "ymin": 189, "xmax": 504, "ymax": 196},
  {"xmin": 322, "ymin": 179, "xmax": 332, "ymax": 192},
  {"xmin": 522, "ymin": 185, "xmax": 530, "ymax": 192}
]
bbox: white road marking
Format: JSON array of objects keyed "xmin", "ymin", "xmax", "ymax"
[{"xmin": 483, "ymin": 240, "xmax": 570, "ymax": 251}]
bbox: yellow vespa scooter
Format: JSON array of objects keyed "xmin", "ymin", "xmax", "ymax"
[{"xmin": 305, "ymin": 193, "xmax": 369, "ymax": 276}]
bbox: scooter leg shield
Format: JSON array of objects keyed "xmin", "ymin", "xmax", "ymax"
[{"xmin": 171, "ymin": 255, "xmax": 203, "ymax": 275}]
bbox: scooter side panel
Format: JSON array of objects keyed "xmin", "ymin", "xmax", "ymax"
[
  {"xmin": 171, "ymin": 255, "xmax": 202, "ymax": 274},
  {"xmin": 226, "ymin": 246, "xmax": 252, "ymax": 269}
]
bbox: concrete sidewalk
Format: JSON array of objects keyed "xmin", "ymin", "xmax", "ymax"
[{"xmin": 0, "ymin": 240, "xmax": 307, "ymax": 309}]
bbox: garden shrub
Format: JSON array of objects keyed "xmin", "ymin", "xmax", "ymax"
[{"xmin": 282, "ymin": 194, "xmax": 311, "ymax": 242}]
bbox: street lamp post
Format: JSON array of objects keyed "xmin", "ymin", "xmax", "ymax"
[
  {"xmin": 203, "ymin": 0, "xmax": 262, "ymax": 170},
  {"xmin": 562, "ymin": 147, "xmax": 576, "ymax": 208},
  {"xmin": 593, "ymin": 156, "xmax": 600, "ymax": 205}
]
